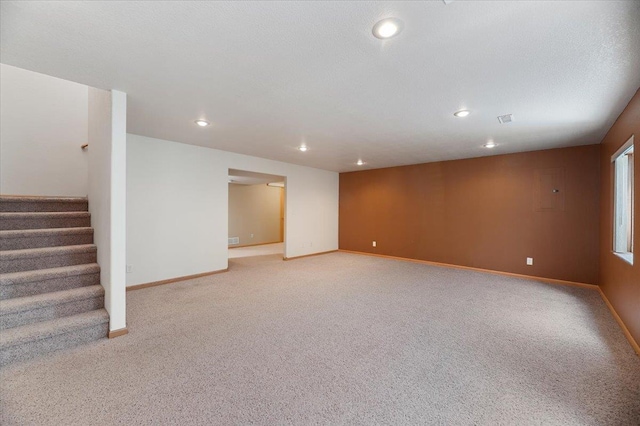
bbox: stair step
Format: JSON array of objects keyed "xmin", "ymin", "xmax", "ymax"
[
  {"xmin": 0, "ymin": 264, "xmax": 100, "ymax": 300},
  {"xmin": 0, "ymin": 285, "xmax": 104, "ymax": 330},
  {"xmin": 0, "ymin": 196, "xmax": 88, "ymax": 212},
  {"xmin": 0, "ymin": 212, "xmax": 91, "ymax": 230},
  {"xmin": 0, "ymin": 245, "xmax": 97, "ymax": 274},
  {"xmin": 0, "ymin": 309, "xmax": 109, "ymax": 367},
  {"xmin": 0, "ymin": 227, "xmax": 94, "ymax": 250}
]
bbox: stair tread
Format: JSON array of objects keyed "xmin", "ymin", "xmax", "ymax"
[
  {"xmin": 0, "ymin": 263, "xmax": 100, "ymax": 286},
  {"xmin": 0, "ymin": 196, "xmax": 87, "ymax": 203},
  {"xmin": 0, "ymin": 197, "xmax": 89, "ymax": 214},
  {"xmin": 0, "ymin": 212, "xmax": 90, "ymax": 218},
  {"xmin": 0, "ymin": 309, "xmax": 109, "ymax": 348},
  {"xmin": 0, "ymin": 197, "xmax": 104, "ymax": 364},
  {"xmin": 0, "ymin": 244, "xmax": 96, "ymax": 260},
  {"xmin": 0, "ymin": 285, "xmax": 104, "ymax": 315},
  {"xmin": 0, "ymin": 227, "xmax": 93, "ymax": 239}
]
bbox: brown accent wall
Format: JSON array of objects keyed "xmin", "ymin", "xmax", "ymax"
[
  {"xmin": 340, "ymin": 144, "xmax": 601, "ymax": 284},
  {"xmin": 599, "ymin": 89, "xmax": 640, "ymax": 345}
]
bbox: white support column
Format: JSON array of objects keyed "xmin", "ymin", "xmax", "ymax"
[
  {"xmin": 109, "ymin": 90, "xmax": 127, "ymax": 331},
  {"xmin": 88, "ymin": 88, "xmax": 127, "ymax": 333}
]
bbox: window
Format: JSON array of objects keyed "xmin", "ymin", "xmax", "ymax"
[{"xmin": 612, "ymin": 135, "xmax": 634, "ymax": 264}]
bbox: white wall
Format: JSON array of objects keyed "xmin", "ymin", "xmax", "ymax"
[
  {"xmin": 88, "ymin": 88, "xmax": 127, "ymax": 332},
  {"xmin": 0, "ymin": 64, "xmax": 88, "ymax": 196},
  {"xmin": 126, "ymin": 134, "xmax": 339, "ymax": 287}
]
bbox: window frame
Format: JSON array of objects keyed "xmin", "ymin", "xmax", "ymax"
[{"xmin": 611, "ymin": 134, "xmax": 634, "ymax": 265}]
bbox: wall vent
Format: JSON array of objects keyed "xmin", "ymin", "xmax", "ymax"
[
  {"xmin": 228, "ymin": 237, "xmax": 239, "ymax": 245},
  {"xmin": 497, "ymin": 114, "xmax": 514, "ymax": 124}
]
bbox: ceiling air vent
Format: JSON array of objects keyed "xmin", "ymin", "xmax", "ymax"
[{"xmin": 497, "ymin": 114, "xmax": 514, "ymax": 124}]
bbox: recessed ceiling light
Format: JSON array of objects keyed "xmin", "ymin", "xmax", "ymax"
[
  {"xmin": 298, "ymin": 145, "xmax": 308, "ymax": 152},
  {"xmin": 484, "ymin": 141, "xmax": 497, "ymax": 149},
  {"xmin": 356, "ymin": 159, "xmax": 365, "ymax": 166},
  {"xmin": 195, "ymin": 119, "xmax": 210, "ymax": 127},
  {"xmin": 454, "ymin": 110, "xmax": 470, "ymax": 118},
  {"xmin": 372, "ymin": 18, "xmax": 404, "ymax": 39}
]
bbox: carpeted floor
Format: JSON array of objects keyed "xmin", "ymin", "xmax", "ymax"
[
  {"xmin": 1, "ymin": 252, "xmax": 638, "ymax": 425},
  {"xmin": 228, "ymin": 242, "xmax": 284, "ymax": 258}
]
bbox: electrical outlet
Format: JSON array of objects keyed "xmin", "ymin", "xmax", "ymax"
[
  {"xmin": 250, "ymin": 233, "xmax": 254, "ymax": 238},
  {"xmin": 526, "ymin": 257, "xmax": 534, "ymax": 266},
  {"xmin": 126, "ymin": 265, "xmax": 133, "ymax": 273},
  {"xmin": 373, "ymin": 241, "xmax": 377, "ymax": 247}
]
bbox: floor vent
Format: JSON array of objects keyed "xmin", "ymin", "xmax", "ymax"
[{"xmin": 228, "ymin": 237, "xmax": 239, "ymax": 245}]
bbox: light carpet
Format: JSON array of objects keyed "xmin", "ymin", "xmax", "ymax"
[
  {"xmin": 228, "ymin": 242, "xmax": 284, "ymax": 258},
  {"xmin": 1, "ymin": 252, "xmax": 638, "ymax": 425}
]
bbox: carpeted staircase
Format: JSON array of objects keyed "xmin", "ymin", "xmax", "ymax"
[{"xmin": 0, "ymin": 196, "xmax": 109, "ymax": 366}]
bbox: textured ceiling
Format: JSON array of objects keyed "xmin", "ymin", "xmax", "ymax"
[{"xmin": 1, "ymin": 1, "xmax": 639, "ymax": 172}]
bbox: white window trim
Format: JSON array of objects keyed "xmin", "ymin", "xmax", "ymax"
[
  {"xmin": 613, "ymin": 251, "xmax": 633, "ymax": 265},
  {"xmin": 611, "ymin": 134, "xmax": 634, "ymax": 162},
  {"xmin": 611, "ymin": 134, "xmax": 634, "ymax": 265}
]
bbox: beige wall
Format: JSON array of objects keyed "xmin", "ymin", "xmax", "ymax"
[
  {"xmin": 229, "ymin": 184, "xmax": 282, "ymax": 246},
  {"xmin": 1, "ymin": 64, "xmax": 88, "ymax": 196}
]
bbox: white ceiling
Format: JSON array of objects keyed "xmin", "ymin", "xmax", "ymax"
[{"xmin": 1, "ymin": 1, "xmax": 639, "ymax": 172}]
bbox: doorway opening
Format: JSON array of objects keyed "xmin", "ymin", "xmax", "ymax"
[{"xmin": 228, "ymin": 169, "xmax": 285, "ymax": 259}]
